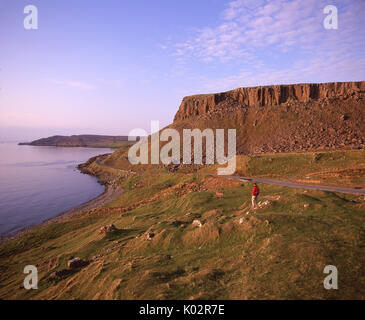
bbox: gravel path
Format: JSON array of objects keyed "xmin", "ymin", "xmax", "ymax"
[{"xmin": 212, "ymin": 175, "xmax": 365, "ymax": 195}]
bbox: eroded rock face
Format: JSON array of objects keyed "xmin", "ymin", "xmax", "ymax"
[
  {"xmin": 174, "ymin": 81, "xmax": 365, "ymax": 121},
  {"xmin": 169, "ymin": 81, "xmax": 365, "ymax": 154}
]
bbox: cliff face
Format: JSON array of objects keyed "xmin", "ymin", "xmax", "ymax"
[
  {"xmin": 171, "ymin": 81, "xmax": 365, "ymax": 154},
  {"xmin": 174, "ymin": 81, "xmax": 365, "ymax": 121}
]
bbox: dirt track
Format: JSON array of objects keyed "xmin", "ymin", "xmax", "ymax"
[{"xmin": 215, "ymin": 175, "xmax": 365, "ymax": 195}]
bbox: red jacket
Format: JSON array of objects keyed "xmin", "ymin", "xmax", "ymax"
[{"xmin": 252, "ymin": 186, "xmax": 260, "ymax": 196}]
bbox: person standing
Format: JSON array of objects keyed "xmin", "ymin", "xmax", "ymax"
[{"xmin": 251, "ymin": 183, "xmax": 260, "ymax": 209}]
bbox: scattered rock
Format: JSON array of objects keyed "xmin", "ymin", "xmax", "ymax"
[
  {"xmin": 99, "ymin": 224, "xmax": 117, "ymax": 234},
  {"xmin": 53, "ymin": 269, "xmax": 73, "ymax": 278},
  {"xmin": 239, "ymin": 217, "xmax": 246, "ymax": 224},
  {"xmin": 146, "ymin": 232, "xmax": 155, "ymax": 240},
  {"xmin": 67, "ymin": 257, "xmax": 88, "ymax": 269},
  {"xmin": 192, "ymin": 220, "xmax": 203, "ymax": 228},
  {"xmin": 257, "ymin": 200, "xmax": 271, "ymax": 208},
  {"xmin": 166, "ymin": 163, "xmax": 180, "ymax": 172},
  {"xmin": 303, "ymin": 203, "xmax": 310, "ymax": 209},
  {"xmin": 214, "ymin": 192, "xmax": 224, "ymax": 199}
]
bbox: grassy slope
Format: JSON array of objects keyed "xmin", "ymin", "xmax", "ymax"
[
  {"xmin": 0, "ymin": 150, "xmax": 364, "ymax": 299},
  {"xmin": 235, "ymin": 149, "xmax": 365, "ymax": 187}
]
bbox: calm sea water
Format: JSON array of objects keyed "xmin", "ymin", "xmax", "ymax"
[{"xmin": 0, "ymin": 143, "xmax": 113, "ymax": 237}]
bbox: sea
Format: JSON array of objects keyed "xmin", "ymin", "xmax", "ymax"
[{"xmin": 0, "ymin": 142, "xmax": 112, "ymax": 237}]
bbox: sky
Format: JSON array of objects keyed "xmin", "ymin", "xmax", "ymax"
[{"xmin": 0, "ymin": 0, "xmax": 364, "ymax": 141}]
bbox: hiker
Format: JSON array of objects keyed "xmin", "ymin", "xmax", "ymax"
[{"xmin": 251, "ymin": 183, "xmax": 260, "ymax": 209}]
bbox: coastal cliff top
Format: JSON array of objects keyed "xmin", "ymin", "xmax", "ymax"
[{"xmin": 174, "ymin": 81, "xmax": 365, "ymax": 121}]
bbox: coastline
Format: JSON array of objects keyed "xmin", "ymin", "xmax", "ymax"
[
  {"xmin": 18, "ymin": 143, "xmax": 121, "ymax": 149},
  {"xmin": 0, "ymin": 155, "xmax": 124, "ymax": 245},
  {"xmin": 0, "ymin": 185, "xmax": 124, "ymax": 245}
]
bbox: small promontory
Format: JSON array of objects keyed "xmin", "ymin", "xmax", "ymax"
[{"xmin": 19, "ymin": 134, "xmax": 133, "ymax": 148}]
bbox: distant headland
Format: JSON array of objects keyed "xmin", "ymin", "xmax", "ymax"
[{"xmin": 19, "ymin": 134, "xmax": 139, "ymax": 149}]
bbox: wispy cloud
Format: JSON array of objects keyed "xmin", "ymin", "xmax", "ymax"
[
  {"xmin": 200, "ymin": 54, "xmax": 365, "ymax": 92},
  {"xmin": 173, "ymin": 0, "xmax": 365, "ymax": 91}
]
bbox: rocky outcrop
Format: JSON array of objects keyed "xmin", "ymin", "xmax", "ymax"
[
  {"xmin": 99, "ymin": 224, "xmax": 117, "ymax": 234},
  {"xmin": 174, "ymin": 81, "xmax": 365, "ymax": 121},
  {"xmin": 192, "ymin": 220, "xmax": 203, "ymax": 228},
  {"xmin": 169, "ymin": 81, "xmax": 365, "ymax": 154},
  {"xmin": 67, "ymin": 257, "xmax": 88, "ymax": 269}
]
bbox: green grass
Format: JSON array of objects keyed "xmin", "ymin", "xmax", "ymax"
[
  {"xmin": 0, "ymin": 150, "xmax": 364, "ymax": 299},
  {"xmin": 235, "ymin": 149, "xmax": 365, "ymax": 187}
]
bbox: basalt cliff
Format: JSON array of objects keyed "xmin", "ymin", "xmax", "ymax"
[{"xmin": 171, "ymin": 81, "xmax": 365, "ymax": 154}]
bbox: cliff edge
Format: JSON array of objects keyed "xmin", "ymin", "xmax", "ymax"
[
  {"xmin": 174, "ymin": 81, "xmax": 365, "ymax": 121},
  {"xmin": 171, "ymin": 81, "xmax": 365, "ymax": 154}
]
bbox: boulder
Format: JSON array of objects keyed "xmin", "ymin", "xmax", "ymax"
[
  {"xmin": 192, "ymin": 220, "xmax": 203, "ymax": 228},
  {"xmin": 239, "ymin": 217, "xmax": 247, "ymax": 224},
  {"xmin": 99, "ymin": 224, "xmax": 117, "ymax": 234},
  {"xmin": 91, "ymin": 255, "xmax": 101, "ymax": 261},
  {"xmin": 146, "ymin": 232, "xmax": 155, "ymax": 240},
  {"xmin": 67, "ymin": 257, "xmax": 88, "ymax": 269}
]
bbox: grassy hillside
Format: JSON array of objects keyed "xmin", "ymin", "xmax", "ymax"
[
  {"xmin": 235, "ymin": 149, "xmax": 365, "ymax": 187},
  {"xmin": 0, "ymin": 149, "xmax": 364, "ymax": 299}
]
